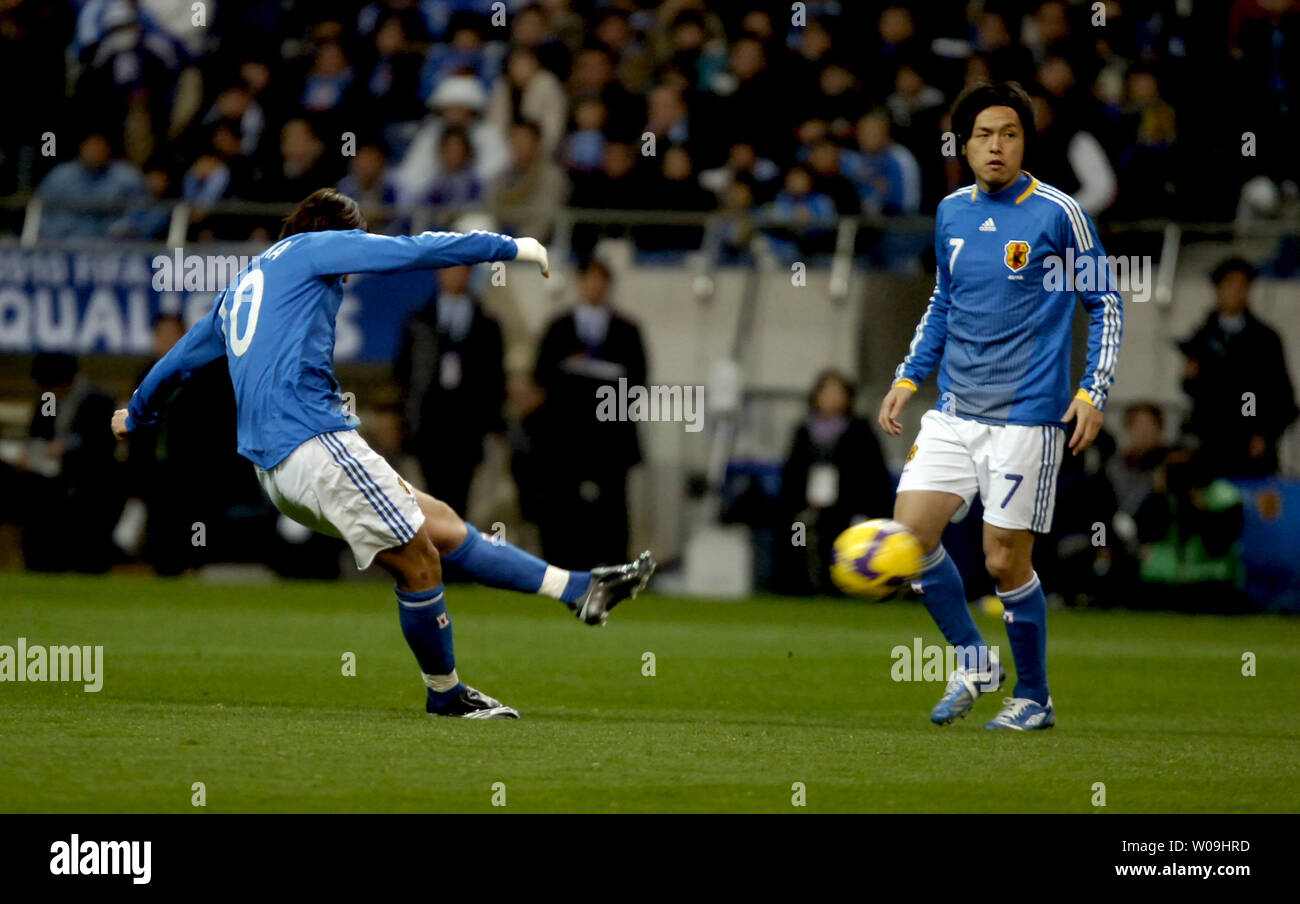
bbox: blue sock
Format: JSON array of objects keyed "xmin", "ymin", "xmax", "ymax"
[
  {"xmin": 396, "ymin": 585, "xmax": 464, "ymax": 709},
  {"xmin": 916, "ymin": 545, "xmax": 987, "ymax": 652},
  {"xmin": 443, "ymin": 523, "xmax": 590, "ymax": 604},
  {"xmin": 998, "ymin": 573, "xmax": 1049, "ymax": 704}
]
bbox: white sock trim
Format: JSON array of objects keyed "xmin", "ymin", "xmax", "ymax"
[
  {"xmin": 398, "ymin": 592, "xmax": 444, "ymax": 609},
  {"xmin": 422, "ymin": 669, "xmax": 460, "ymax": 692},
  {"xmin": 539, "ymin": 565, "xmax": 569, "ymax": 599},
  {"xmin": 920, "ymin": 545, "xmax": 947, "ymax": 570},
  {"xmin": 997, "ymin": 572, "xmax": 1042, "ymax": 603}
]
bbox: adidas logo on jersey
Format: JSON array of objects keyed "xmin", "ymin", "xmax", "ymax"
[{"xmin": 979, "ymin": 217, "xmax": 997, "ymax": 232}]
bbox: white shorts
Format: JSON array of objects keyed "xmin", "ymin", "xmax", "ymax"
[
  {"xmin": 896, "ymin": 410, "xmax": 1065, "ymax": 533},
  {"xmin": 255, "ymin": 429, "xmax": 426, "ymax": 569}
]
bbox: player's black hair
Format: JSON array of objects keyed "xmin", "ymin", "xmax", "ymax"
[
  {"xmin": 1210, "ymin": 256, "xmax": 1257, "ymax": 285},
  {"xmin": 151, "ymin": 311, "xmax": 185, "ymax": 331},
  {"xmin": 279, "ymin": 188, "xmax": 368, "ymax": 238},
  {"xmin": 949, "ymin": 81, "xmax": 1035, "ymax": 161}
]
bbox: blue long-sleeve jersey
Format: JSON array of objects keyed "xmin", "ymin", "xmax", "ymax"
[
  {"xmin": 893, "ymin": 171, "xmax": 1123, "ymax": 424},
  {"xmin": 126, "ymin": 228, "xmax": 519, "ymax": 468}
]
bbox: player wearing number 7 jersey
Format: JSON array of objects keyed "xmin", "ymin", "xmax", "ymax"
[
  {"xmin": 111, "ymin": 189, "xmax": 654, "ymax": 720},
  {"xmin": 876, "ymin": 83, "xmax": 1123, "ymax": 731}
]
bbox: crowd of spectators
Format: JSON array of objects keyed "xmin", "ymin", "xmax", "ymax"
[{"xmin": 3, "ymin": 0, "xmax": 1297, "ymax": 252}]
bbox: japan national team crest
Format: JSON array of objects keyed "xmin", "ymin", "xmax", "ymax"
[
  {"xmin": 1004, "ymin": 241, "xmax": 1031, "ymax": 272},
  {"xmin": 436, "ymin": 612, "xmax": 450, "ymax": 629}
]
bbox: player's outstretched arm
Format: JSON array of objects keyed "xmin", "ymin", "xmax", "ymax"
[
  {"xmin": 111, "ymin": 307, "xmax": 225, "ymax": 439},
  {"xmin": 304, "ymin": 229, "xmax": 549, "ymax": 278}
]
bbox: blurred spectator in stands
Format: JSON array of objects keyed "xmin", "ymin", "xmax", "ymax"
[
  {"xmin": 708, "ymin": 37, "xmax": 785, "ymax": 162},
  {"xmin": 259, "ymin": 118, "xmax": 341, "ymax": 203},
  {"xmin": 19, "ymin": 353, "xmax": 120, "ymax": 572},
  {"xmin": 657, "ymin": 8, "xmax": 728, "ymax": 92},
  {"xmin": 338, "ymin": 143, "xmax": 400, "ymax": 207},
  {"xmin": 635, "ymin": 146, "xmax": 714, "ymax": 251},
  {"xmin": 865, "ymin": 6, "xmax": 925, "ymax": 101},
  {"xmin": 1107, "ymin": 403, "xmax": 1173, "ymax": 518},
  {"xmin": 395, "ymin": 265, "xmax": 505, "ymax": 518},
  {"xmin": 361, "ymin": 13, "xmax": 428, "ymax": 157},
  {"xmin": 425, "ymin": 126, "xmax": 483, "ymax": 206},
  {"xmin": 563, "ymin": 97, "xmax": 609, "ymax": 173},
  {"xmin": 1113, "ymin": 67, "xmax": 1178, "ymax": 219},
  {"xmin": 298, "ymin": 37, "xmax": 360, "ymax": 131},
  {"xmin": 777, "ymin": 370, "xmax": 894, "ymax": 595},
  {"xmin": 1028, "ymin": 92, "xmax": 1116, "ymax": 217},
  {"xmin": 510, "ymin": 3, "xmax": 573, "ymax": 81},
  {"xmin": 495, "ymin": 121, "xmax": 568, "ymax": 242},
  {"xmin": 198, "ymin": 84, "xmax": 266, "ymax": 163},
  {"xmin": 569, "ymin": 44, "xmax": 642, "ymax": 138},
  {"xmin": 805, "ymin": 139, "xmax": 861, "ymax": 216},
  {"xmin": 337, "ymin": 142, "xmax": 402, "ymax": 233},
  {"xmin": 700, "ymin": 141, "xmax": 781, "ymax": 204},
  {"xmin": 815, "ymin": 63, "xmax": 870, "ymax": 145},
  {"xmin": 643, "ymin": 84, "xmax": 692, "ymax": 152},
  {"xmin": 418, "ymin": 12, "xmax": 502, "ymax": 101},
  {"xmin": 1036, "ymin": 55, "xmax": 1107, "ymax": 141},
  {"xmin": 843, "ymin": 110, "xmax": 922, "ymax": 216},
  {"xmin": 396, "ymin": 74, "xmax": 508, "ymax": 204},
  {"xmin": 0, "ymin": 0, "xmax": 75, "ymax": 193},
  {"xmin": 974, "ymin": 10, "xmax": 1036, "ymax": 85},
  {"xmin": 570, "ymin": 141, "xmax": 648, "ymax": 257},
  {"xmin": 884, "ymin": 64, "xmax": 945, "ymax": 166},
  {"xmin": 489, "ymin": 46, "xmax": 568, "ymax": 159},
  {"xmin": 110, "ymin": 161, "xmax": 173, "ymax": 239},
  {"xmin": 593, "ymin": 8, "xmax": 653, "ymax": 89},
  {"xmin": 524, "ymin": 258, "xmax": 647, "ymax": 569},
  {"xmin": 789, "ymin": 16, "xmax": 838, "ymax": 99},
  {"xmin": 71, "ymin": 0, "xmax": 197, "ymax": 165},
  {"xmin": 1180, "ymin": 258, "xmax": 1299, "ymax": 478},
  {"xmin": 1024, "ymin": 1, "xmax": 1097, "ymax": 77},
  {"xmin": 765, "ymin": 164, "xmax": 837, "ymax": 258},
  {"xmin": 37, "ymin": 132, "xmax": 146, "ymax": 239},
  {"xmin": 358, "ymin": 0, "xmax": 433, "ymax": 46},
  {"xmin": 182, "ymin": 152, "xmax": 231, "ymax": 206},
  {"xmin": 1136, "ymin": 450, "xmax": 1249, "ymax": 612}
]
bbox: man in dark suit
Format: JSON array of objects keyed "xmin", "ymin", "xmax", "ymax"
[
  {"xmin": 1180, "ymin": 258, "xmax": 1298, "ymax": 477},
  {"xmin": 526, "ymin": 258, "xmax": 647, "ymax": 569},
  {"xmin": 395, "ymin": 264, "xmax": 506, "ymax": 517}
]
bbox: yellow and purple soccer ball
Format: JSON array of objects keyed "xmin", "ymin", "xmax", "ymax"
[{"xmin": 830, "ymin": 518, "xmax": 924, "ymax": 599}]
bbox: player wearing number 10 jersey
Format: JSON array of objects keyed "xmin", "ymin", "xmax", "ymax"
[
  {"xmin": 877, "ymin": 83, "xmax": 1123, "ymax": 730},
  {"xmin": 111, "ymin": 188, "xmax": 654, "ymax": 720}
]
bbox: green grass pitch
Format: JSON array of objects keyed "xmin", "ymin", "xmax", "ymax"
[{"xmin": 2, "ymin": 573, "xmax": 1297, "ymax": 813}]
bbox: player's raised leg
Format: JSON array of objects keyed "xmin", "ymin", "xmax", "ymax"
[
  {"xmin": 982, "ymin": 525, "xmax": 1054, "ymax": 730},
  {"xmin": 409, "ymin": 487, "xmax": 654, "ymax": 626}
]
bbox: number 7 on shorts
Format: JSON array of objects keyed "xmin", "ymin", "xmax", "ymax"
[{"xmin": 1001, "ymin": 473, "xmax": 1024, "ymax": 509}]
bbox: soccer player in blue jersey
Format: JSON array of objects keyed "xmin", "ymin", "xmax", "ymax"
[
  {"xmin": 877, "ymin": 83, "xmax": 1122, "ymax": 730},
  {"xmin": 111, "ymin": 189, "xmax": 654, "ymax": 720}
]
